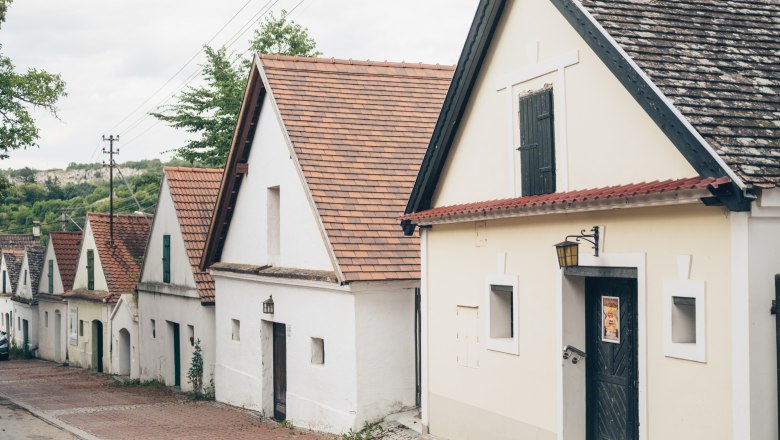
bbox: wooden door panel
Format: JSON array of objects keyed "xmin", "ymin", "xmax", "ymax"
[
  {"xmin": 586, "ymin": 277, "xmax": 638, "ymax": 440},
  {"xmin": 273, "ymin": 322, "xmax": 287, "ymax": 420}
]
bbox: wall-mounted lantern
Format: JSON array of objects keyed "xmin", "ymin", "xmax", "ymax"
[
  {"xmin": 554, "ymin": 226, "xmax": 600, "ymax": 269},
  {"xmin": 263, "ymin": 295, "xmax": 274, "ymax": 314}
]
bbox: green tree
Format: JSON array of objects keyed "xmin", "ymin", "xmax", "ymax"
[
  {"xmin": 152, "ymin": 10, "xmax": 320, "ymax": 167},
  {"xmin": 249, "ymin": 9, "xmax": 321, "ymax": 58},
  {"xmin": 0, "ymin": 0, "xmax": 66, "ymax": 158}
]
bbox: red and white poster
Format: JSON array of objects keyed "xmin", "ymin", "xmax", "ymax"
[{"xmin": 601, "ymin": 296, "xmax": 620, "ymax": 344}]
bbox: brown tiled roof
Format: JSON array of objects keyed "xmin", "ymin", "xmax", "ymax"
[
  {"xmin": 404, "ymin": 177, "xmax": 729, "ymax": 224},
  {"xmin": 49, "ymin": 231, "xmax": 82, "ymax": 292},
  {"xmin": 260, "ymin": 55, "xmax": 454, "ymax": 282},
  {"xmin": 2, "ymin": 249, "xmax": 24, "ymax": 295},
  {"xmin": 164, "ymin": 167, "xmax": 222, "ymax": 303},
  {"xmin": 0, "ymin": 234, "xmax": 38, "ymax": 252},
  {"xmin": 88, "ymin": 212, "xmax": 152, "ymax": 302},
  {"xmin": 580, "ymin": 0, "xmax": 780, "ymax": 188},
  {"xmin": 25, "ymin": 246, "xmax": 45, "ymax": 296}
]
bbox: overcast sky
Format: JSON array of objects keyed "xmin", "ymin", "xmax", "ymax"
[{"xmin": 0, "ymin": 0, "xmax": 478, "ymax": 170}]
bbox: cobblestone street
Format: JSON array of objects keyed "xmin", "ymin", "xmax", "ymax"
[{"xmin": 0, "ymin": 359, "xmax": 329, "ymax": 439}]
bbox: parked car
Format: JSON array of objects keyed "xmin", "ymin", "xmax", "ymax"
[{"xmin": 0, "ymin": 331, "xmax": 8, "ymax": 360}]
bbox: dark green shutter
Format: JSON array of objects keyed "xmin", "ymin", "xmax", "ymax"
[
  {"xmin": 2, "ymin": 271, "xmax": 5, "ymax": 294},
  {"xmin": 163, "ymin": 235, "xmax": 171, "ymax": 283},
  {"xmin": 519, "ymin": 88, "xmax": 556, "ymax": 196},
  {"xmin": 48, "ymin": 260, "xmax": 54, "ymax": 294},
  {"xmin": 87, "ymin": 250, "xmax": 94, "ymax": 290}
]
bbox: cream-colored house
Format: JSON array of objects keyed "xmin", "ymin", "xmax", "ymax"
[
  {"xmin": 134, "ymin": 166, "xmax": 221, "ymax": 390},
  {"xmin": 201, "ymin": 55, "xmax": 452, "ymax": 433},
  {"xmin": 37, "ymin": 231, "xmax": 81, "ymax": 363},
  {"xmin": 64, "ymin": 212, "xmax": 150, "ymax": 373},
  {"xmin": 402, "ymin": 1, "xmax": 780, "ymax": 439}
]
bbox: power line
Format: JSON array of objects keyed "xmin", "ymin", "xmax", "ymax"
[{"xmin": 106, "ymin": 0, "xmax": 257, "ymax": 136}]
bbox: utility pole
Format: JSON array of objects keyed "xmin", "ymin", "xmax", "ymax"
[
  {"xmin": 102, "ymin": 135, "xmax": 119, "ymax": 246},
  {"xmin": 60, "ymin": 211, "xmax": 66, "ymax": 231}
]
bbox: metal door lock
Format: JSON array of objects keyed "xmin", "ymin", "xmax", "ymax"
[{"xmin": 563, "ymin": 345, "xmax": 586, "ymax": 364}]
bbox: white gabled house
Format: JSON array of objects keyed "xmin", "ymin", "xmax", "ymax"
[
  {"xmin": 10, "ymin": 245, "xmax": 45, "ymax": 352},
  {"xmin": 0, "ymin": 250, "xmax": 24, "ymax": 342},
  {"xmin": 135, "ymin": 166, "xmax": 222, "ymax": 391},
  {"xmin": 200, "ymin": 54, "xmax": 453, "ymax": 433},
  {"xmin": 63, "ymin": 212, "xmax": 150, "ymax": 373},
  {"xmin": 401, "ymin": 1, "xmax": 780, "ymax": 439},
  {"xmin": 37, "ymin": 231, "xmax": 82, "ymax": 363}
]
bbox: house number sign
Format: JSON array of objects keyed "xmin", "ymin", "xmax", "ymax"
[{"xmin": 601, "ymin": 296, "xmax": 620, "ymax": 344}]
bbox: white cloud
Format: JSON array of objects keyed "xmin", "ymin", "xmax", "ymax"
[{"xmin": 0, "ymin": 0, "xmax": 478, "ymax": 169}]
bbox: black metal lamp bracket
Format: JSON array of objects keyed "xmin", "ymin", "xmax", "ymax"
[{"xmin": 565, "ymin": 226, "xmax": 600, "ymax": 257}]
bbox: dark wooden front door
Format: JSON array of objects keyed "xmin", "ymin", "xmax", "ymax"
[
  {"xmin": 586, "ymin": 277, "xmax": 638, "ymax": 440},
  {"xmin": 172, "ymin": 323, "xmax": 181, "ymax": 387},
  {"xmin": 273, "ymin": 322, "xmax": 287, "ymax": 420},
  {"xmin": 92, "ymin": 320, "xmax": 103, "ymax": 373}
]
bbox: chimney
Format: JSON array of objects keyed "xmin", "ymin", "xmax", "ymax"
[{"xmin": 32, "ymin": 221, "xmax": 41, "ymax": 240}]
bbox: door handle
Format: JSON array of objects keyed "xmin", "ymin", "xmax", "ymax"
[{"xmin": 563, "ymin": 345, "xmax": 586, "ymax": 364}]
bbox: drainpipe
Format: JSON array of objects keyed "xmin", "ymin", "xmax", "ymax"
[{"xmin": 773, "ymin": 275, "xmax": 780, "ymax": 439}]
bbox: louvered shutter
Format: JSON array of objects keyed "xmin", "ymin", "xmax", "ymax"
[
  {"xmin": 87, "ymin": 250, "xmax": 94, "ymax": 290},
  {"xmin": 519, "ymin": 88, "xmax": 556, "ymax": 196},
  {"xmin": 163, "ymin": 235, "xmax": 171, "ymax": 283},
  {"xmin": 48, "ymin": 260, "xmax": 54, "ymax": 293}
]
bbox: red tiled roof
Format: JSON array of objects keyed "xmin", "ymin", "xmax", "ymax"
[
  {"xmin": 164, "ymin": 167, "xmax": 222, "ymax": 303},
  {"xmin": 49, "ymin": 231, "xmax": 82, "ymax": 292},
  {"xmin": 0, "ymin": 234, "xmax": 38, "ymax": 251},
  {"xmin": 403, "ymin": 177, "xmax": 730, "ymax": 223},
  {"xmin": 88, "ymin": 212, "xmax": 152, "ymax": 302},
  {"xmin": 260, "ymin": 55, "xmax": 454, "ymax": 282}
]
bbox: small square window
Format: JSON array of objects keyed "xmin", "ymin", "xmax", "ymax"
[
  {"xmin": 489, "ymin": 284, "xmax": 513, "ymax": 339},
  {"xmin": 151, "ymin": 319, "xmax": 156, "ymax": 338},
  {"xmin": 232, "ymin": 319, "xmax": 240, "ymax": 341},
  {"xmin": 79, "ymin": 320, "xmax": 84, "ymax": 336},
  {"xmin": 672, "ymin": 296, "xmax": 696, "ymax": 343},
  {"xmin": 311, "ymin": 337, "xmax": 325, "ymax": 364}
]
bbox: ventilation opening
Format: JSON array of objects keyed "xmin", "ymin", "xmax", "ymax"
[
  {"xmin": 489, "ymin": 284, "xmax": 514, "ymax": 339},
  {"xmin": 311, "ymin": 337, "xmax": 325, "ymax": 364},
  {"xmin": 672, "ymin": 296, "xmax": 696, "ymax": 343},
  {"xmin": 232, "ymin": 319, "xmax": 241, "ymax": 341}
]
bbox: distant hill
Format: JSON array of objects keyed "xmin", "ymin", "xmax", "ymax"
[{"xmin": 0, "ymin": 158, "xmax": 202, "ymax": 242}]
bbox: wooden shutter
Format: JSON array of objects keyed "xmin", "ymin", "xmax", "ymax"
[
  {"xmin": 48, "ymin": 260, "xmax": 54, "ymax": 293},
  {"xmin": 162, "ymin": 235, "xmax": 171, "ymax": 283},
  {"xmin": 87, "ymin": 250, "xmax": 94, "ymax": 290},
  {"xmin": 2, "ymin": 271, "xmax": 5, "ymax": 294},
  {"xmin": 519, "ymin": 88, "xmax": 556, "ymax": 196}
]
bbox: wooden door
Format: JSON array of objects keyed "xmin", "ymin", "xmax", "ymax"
[
  {"xmin": 586, "ymin": 277, "xmax": 638, "ymax": 440},
  {"xmin": 172, "ymin": 323, "xmax": 181, "ymax": 386},
  {"xmin": 54, "ymin": 312, "xmax": 61, "ymax": 361},
  {"xmin": 273, "ymin": 322, "xmax": 287, "ymax": 420},
  {"xmin": 92, "ymin": 320, "xmax": 103, "ymax": 373}
]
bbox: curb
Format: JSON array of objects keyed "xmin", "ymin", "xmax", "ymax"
[{"xmin": 0, "ymin": 390, "xmax": 100, "ymax": 440}]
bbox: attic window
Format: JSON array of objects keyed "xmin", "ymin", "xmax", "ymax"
[
  {"xmin": 48, "ymin": 259, "xmax": 54, "ymax": 293},
  {"xmin": 87, "ymin": 249, "xmax": 95, "ymax": 290},
  {"xmin": 267, "ymin": 187, "xmax": 280, "ymax": 262},
  {"xmin": 162, "ymin": 234, "xmax": 171, "ymax": 283},
  {"xmin": 232, "ymin": 319, "xmax": 240, "ymax": 342}
]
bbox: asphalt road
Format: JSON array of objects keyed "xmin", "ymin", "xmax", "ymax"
[{"xmin": 0, "ymin": 396, "xmax": 77, "ymax": 440}]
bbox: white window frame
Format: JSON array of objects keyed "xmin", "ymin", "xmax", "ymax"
[
  {"xmin": 485, "ymin": 274, "xmax": 520, "ymax": 355},
  {"xmin": 663, "ymin": 279, "xmax": 706, "ymax": 362}
]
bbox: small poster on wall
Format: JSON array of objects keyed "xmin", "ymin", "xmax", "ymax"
[{"xmin": 602, "ymin": 296, "xmax": 620, "ymax": 344}]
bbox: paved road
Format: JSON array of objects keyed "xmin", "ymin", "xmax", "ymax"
[
  {"xmin": 0, "ymin": 359, "xmax": 328, "ymax": 440},
  {"xmin": 0, "ymin": 396, "xmax": 77, "ymax": 439}
]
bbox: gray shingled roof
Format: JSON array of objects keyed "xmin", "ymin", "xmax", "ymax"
[
  {"xmin": 580, "ymin": 0, "xmax": 780, "ymax": 188},
  {"xmin": 3, "ymin": 251, "xmax": 23, "ymax": 295},
  {"xmin": 26, "ymin": 246, "xmax": 46, "ymax": 296}
]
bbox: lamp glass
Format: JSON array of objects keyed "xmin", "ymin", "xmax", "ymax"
[
  {"xmin": 555, "ymin": 240, "xmax": 579, "ymax": 268},
  {"xmin": 263, "ymin": 296, "xmax": 274, "ymax": 314}
]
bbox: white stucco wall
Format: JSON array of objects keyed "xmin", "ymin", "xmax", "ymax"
[
  {"xmin": 38, "ymin": 240, "xmax": 65, "ymax": 295},
  {"xmin": 140, "ymin": 177, "xmax": 196, "ymax": 289},
  {"xmin": 0, "ymin": 297, "xmax": 11, "ymax": 338},
  {"xmin": 433, "ymin": 0, "xmax": 695, "ymax": 207},
  {"xmin": 219, "ymin": 93, "xmax": 334, "ymax": 272},
  {"xmin": 11, "ymin": 301, "xmax": 37, "ymax": 351},
  {"xmin": 1, "ymin": 255, "xmax": 12, "ymax": 295},
  {"xmin": 110, "ymin": 294, "xmax": 140, "ymax": 378},
  {"xmin": 214, "ymin": 273, "xmax": 359, "ymax": 433},
  {"xmin": 72, "ymin": 221, "xmax": 108, "ymax": 292},
  {"xmin": 16, "ymin": 253, "xmax": 33, "ymax": 300},
  {"xmin": 354, "ymin": 285, "xmax": 417, "ymax": 425},
  {"xmin": 137, "ymin": 290, "xmax": 216, "ymax": 392},
  {"xmin": 37, "ymin": 298, "xmax": 67, "ymax": 362}
]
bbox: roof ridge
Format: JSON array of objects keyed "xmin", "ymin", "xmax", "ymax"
[
  {"xmin": 164, "ymin": 166, "xmax": 223, "ymax": 173},
  {"xmin": 259, "ymin": 53, "xmax": 456, "ymax": 71}
]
